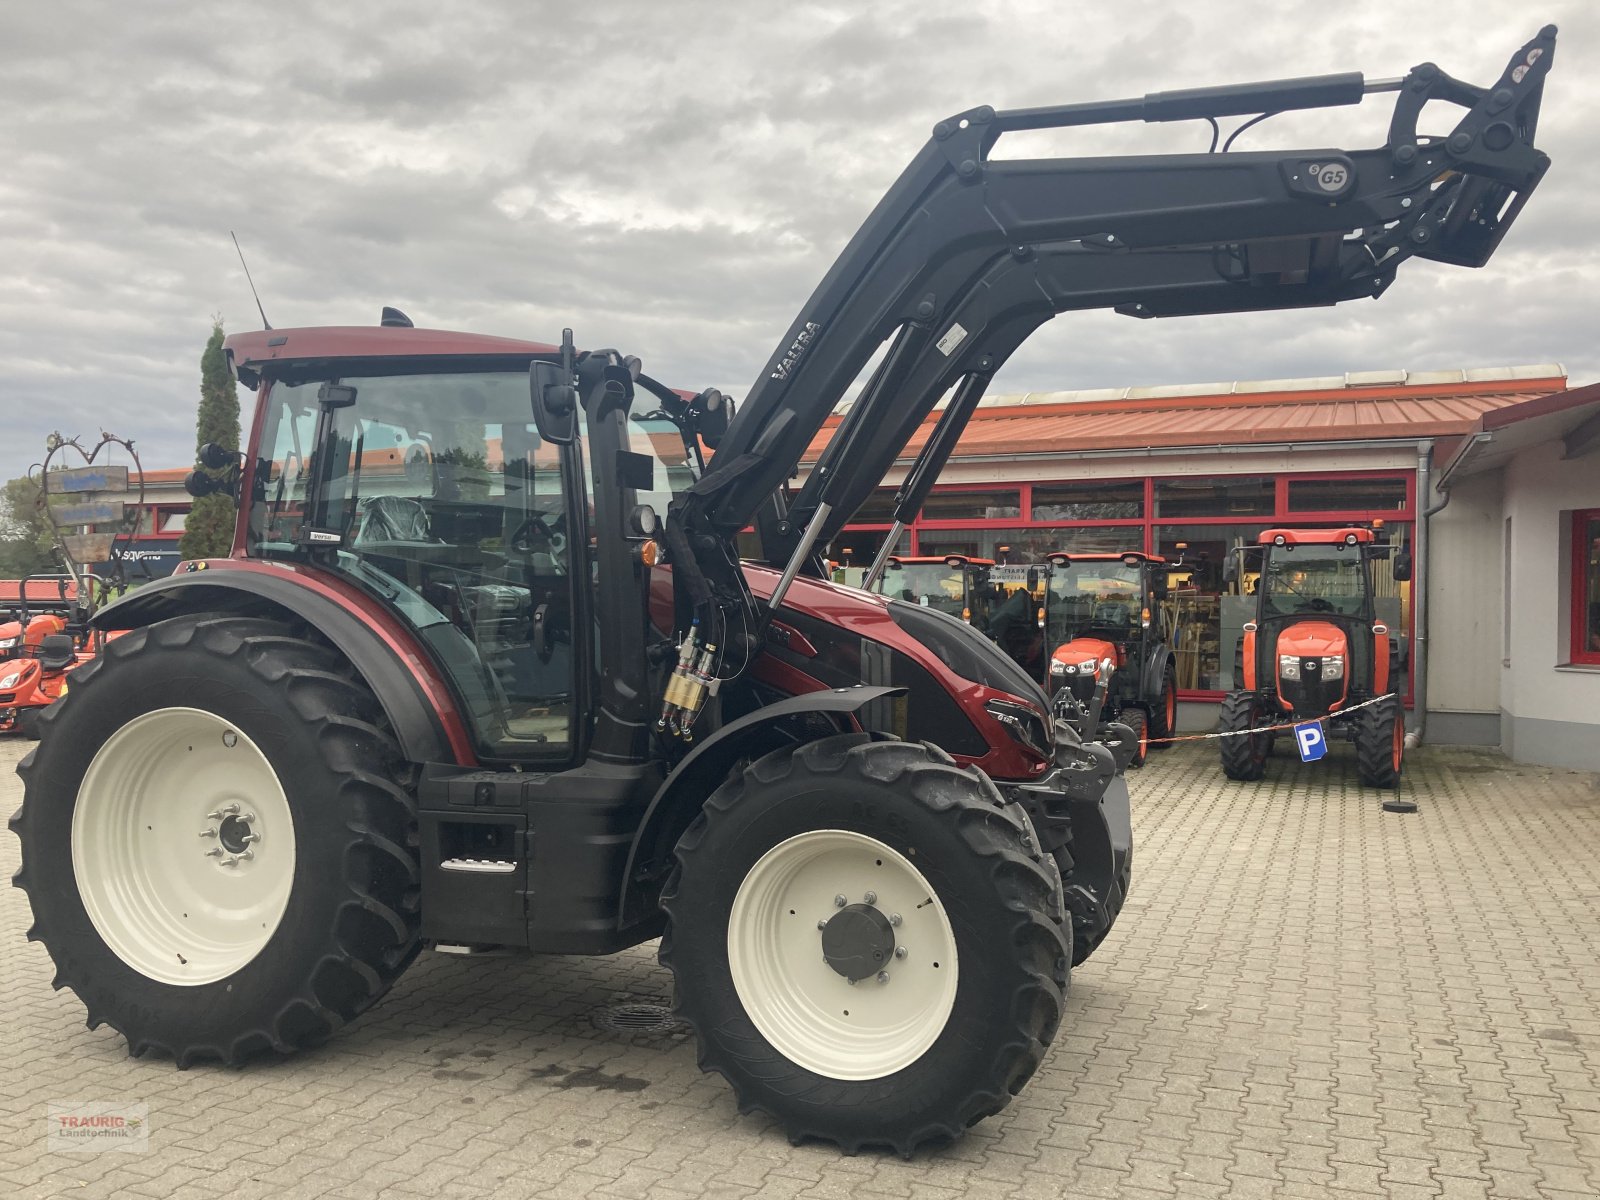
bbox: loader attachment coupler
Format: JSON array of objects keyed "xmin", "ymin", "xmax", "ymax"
[{"xmin": 669, "ymin": 26, "xmax": 1556, "ymax": 654}]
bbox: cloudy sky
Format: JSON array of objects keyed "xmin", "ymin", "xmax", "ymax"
[{"xmin": 2, "ymin": 0, "xmax": 1594, "ymax": 489}]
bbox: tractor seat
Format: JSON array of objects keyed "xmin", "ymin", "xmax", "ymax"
[
  {"xmin": 356, "ymin": 495, "xmax": 434, "ymax": 543},
  {"xmin": 1093, "ymin": 602, "xmax": 1132, "ymax": 628},
  {"xmin": 37, "ymin": 633, "xmax": 75, "ymax": 673}
]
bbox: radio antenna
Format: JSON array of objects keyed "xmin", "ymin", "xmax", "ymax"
[{"xmin": 229, "ymin": 231, "xmax": 273, "ymax": 330}]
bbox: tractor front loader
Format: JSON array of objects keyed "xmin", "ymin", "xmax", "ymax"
[{"xmin": 12, "ymin": 28, "xmax": 1555, "ymax": 1154}]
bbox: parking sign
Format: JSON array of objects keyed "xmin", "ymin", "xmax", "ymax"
[{"xmin": 1294, "ymin": 721, "xmax": 1328, "ymax": 762}]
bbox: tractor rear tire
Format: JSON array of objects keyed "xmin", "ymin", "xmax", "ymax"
[
  {"xmin": 10, "ymin": 615, "xmax": 421, "ymax": 1066},
  {"xmin": 660, "ymin": 733, "xmax": 1070, "ymax": 1156},
  {"xmin": 1122, "ymin": 709, "xmax": 1149, "ymax": 768},
  {"xmin": 1218, "ymin": 692, "xmax": 1269, "ymax": 781},
  {"xmin": 1354, "ymin": 696, "xmax": 1404, "ymax": 789},
  {"xmin": 1149, "ymin": 662, "xmax": 1178, "ymax": 749}
]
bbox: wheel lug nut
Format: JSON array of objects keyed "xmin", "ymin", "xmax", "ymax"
[
  {"xmin": 236, "ymin": 850, "xmax": 253, "ymax": 861},
  {"xmin": 220, "ymin": 856, "xmax": 238, "ymax": 868},
  {"xmin": 847, "ymin": 977, "xmax": 857, "ymax": 986},
  {"xmin": 198, "ymin": 828, "xmax": 217, "ymax": 838},
  {"xmin": 241, "ymin": 832, "xmax": 260, "ymax": 844},
  {"xmin": 833, "ymin": 894, "xmax": 847, "ymax": 908},
  {"xmin": 205, "ymin": 847, "xmax": 223, "ymax": 858},
  {"xmin": 876, "ymin": 971, "xmax": 890, "ymax": 984},
  {"xmin": 863, "ymin": 891, "xmax": 877, "ymax": 905},
  {"xmin": 816, "ymin": 919, "xmax": 828, "ymax": 931},
  {"xmin": 895, "ymin": 946, "xmax": 908, "ymax": 959},
  {"xmin": 888, "ymin": 912, "xmax": 902, "ymax": 926},
  {"xmin": 241, "ymin": 813, "xmax": 256, "ymax": 823}
]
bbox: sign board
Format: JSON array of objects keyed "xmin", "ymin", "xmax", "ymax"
[
  {"xmin": 51, "ymin": 500, "xmax": 125, "ymax": 525},
  {"xmin": 1294, "ymin": 721, "xmax": 1328, "ymax": 762},
  {"xmin": 61, "ymin": 533, "xmax": 118, "ymax": 563},
  {"xmin": 55, "ymin": 466, "xmax": 130, "ymax": 494}
]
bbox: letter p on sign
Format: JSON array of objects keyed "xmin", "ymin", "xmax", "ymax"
[{"xmin": 1294, "ymin": 721, "xmax": 1327, "ymax": 762}]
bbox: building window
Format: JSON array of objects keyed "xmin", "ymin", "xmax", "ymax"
[
  {"xmin": 1573, "ymin": 509, "xmax": 1600, "ymax": 666},
  {"xmin": 920, "ymin": 489, "xmax": 1022, "ymax": 520},
  {"xmin": 1032, "ymin": 481, "xmax": 1143, "ymax": 520},
  {"xmin": 160, "ymin": 511, "xmax": 188, "ymax": 533},
  {"xmin": 1287, "ymin": 476, "xmax": 1408, "ymax": 513},
  {"xmin": 1155, "ymin": 476, "xmax": 1274, "ymax": 518}
]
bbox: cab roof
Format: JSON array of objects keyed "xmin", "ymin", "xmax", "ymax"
[
  {"xmin": 1045, "ymin": 551, "xmax": 1167, "ymax": 565},
  {"xmin": 224, "ymin": 326, "xmax": 560, "ymax": 388},
  {"xmin": 886, "ymin": 555, "xmax": 996, "ymax": 568},
  {"xmin": 1258, "ymin": 527, "xmax": 1375, "ymax": 545}
]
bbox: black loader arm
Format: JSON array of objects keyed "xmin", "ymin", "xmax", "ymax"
[{"xmin": 667, "ymin": 26, "xmax": 1555, "ymax": 663}]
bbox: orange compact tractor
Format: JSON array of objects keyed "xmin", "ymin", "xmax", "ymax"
[
  {"xmin": 1040, "ymin": 553, "xmax": 1179, "ymax": 768},
  {"xmin": 1219, "ymin": 528, "xmax": 1411, "ymax": 786},
  {"xmin": 0, "ymin": 577, "xmax": 90, "ymax": 738}
]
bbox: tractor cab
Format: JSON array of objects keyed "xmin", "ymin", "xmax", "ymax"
[
  {"xmin": 1219, "ymin": 527, "xmax": 1411, "ymax": 786},
  {"xmin": 1038, "ymin": 552, "xmax": 1179, "ymax": 766},
  {"xmin": 871, "ymin": 555, "xmax": 997, "ymax": 626}
]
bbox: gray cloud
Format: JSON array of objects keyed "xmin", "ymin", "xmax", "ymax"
[{"xmin": 2, "ymin": 0, "xmax": 1594, "ymax": 489}]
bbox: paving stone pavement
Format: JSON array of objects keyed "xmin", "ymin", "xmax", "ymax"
[{"xmin": 3, "ymin": 734, "xmax": 1599, "ymax": 1199}]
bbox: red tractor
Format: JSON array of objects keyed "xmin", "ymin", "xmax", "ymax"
[
  {"xmin": 11, "ymin": 32, "xmax": 1553, "ymax": 1153},
  {"xmin": 1218, "ymin": 528, "xmax": 1411, "ymax": 786}
]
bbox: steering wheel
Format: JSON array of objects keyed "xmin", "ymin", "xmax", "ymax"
[
  {"xmin": 510, "ymin": 512, "xmax": 567, "ymax": 558},
  {"xmin": 1298, "ymin": 597, "xmax": 1335, "ymax": 613}
]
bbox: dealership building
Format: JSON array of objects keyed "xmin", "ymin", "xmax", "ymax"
[
  {"xmin": 806, "ymin": 365, "xmax": 1600, "ymax": 770},
  {"xmin": 111, "ymin": 365, "xmax": 1600, "ymax": 770}
]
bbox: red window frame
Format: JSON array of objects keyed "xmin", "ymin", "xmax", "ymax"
[
  {"xmin": 1571, "ymin": 508, "xmax": 1600, "ymax": 666},
  {"xmin": 837, "ymin": 470, "xmax": 1417, "ymax": 701}
]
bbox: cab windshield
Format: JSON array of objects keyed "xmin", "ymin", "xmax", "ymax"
[
  {"xmin": 247, "ymin": 368, "xmax": 697, "ymax": 759},
  {"xmin": 1260, "ymin": 544, "xmax": 1370, "ymax": 617},
  {"xmin": 1044, "ymin": 561, "xmax": 1143, "ymax": 645},
  {"xmin": 875, "ymin": 562, "xmax": 969, "ymax": 618}
]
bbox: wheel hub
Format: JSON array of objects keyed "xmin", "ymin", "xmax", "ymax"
[
  {"xmin": 820, "ymin": 903, "xmax": 896, "ymax": 982},
  {"xmin": 199, "ymin": 801, "xmax": 261, "ymax": 867}
]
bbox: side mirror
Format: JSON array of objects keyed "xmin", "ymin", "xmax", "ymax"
[
  {"xmin": 1026, "ymin": 568, "xmax": 1039, "ymax": 591},
  {"xmin": 1392, "ymin": 549, "xmax": 1413, "ymax": 582},
  {"xmin": 1222, "ymin": 550, "xmax": 1239, "ymax": 585},
  {"xmin": 529, "ymin": 360, "xmax": 577, "ymax": 446}
]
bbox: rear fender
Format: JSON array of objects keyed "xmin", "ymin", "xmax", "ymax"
[
  {"xmin": 90, "ymin": 568, "xmax": 463, "ymax": 765},
  {"xmin": 1140, "ymin": 643, "xmax": 1174, "ymax": 703},
  {"xmin": 616, "ymin": 686, "xmax": 904, "ymax": 930}
]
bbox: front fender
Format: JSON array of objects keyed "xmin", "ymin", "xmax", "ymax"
[
  {"xmin": 92, "ymin": 564, "xmax": 466, "ymax": 764},
  {"xmin": 1142, "ymin": 643, "xmax": 1174, "ymax": 700},
  {"xmin": 616, "ymin": 685, "xmax": 904, "ymax": 930}
]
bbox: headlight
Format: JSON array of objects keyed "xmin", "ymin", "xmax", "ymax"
[
  {"xmin": 1323, "ymin": 655, "xmax": 1344, "ymax": 680},
  {"xmin": 1050, "ymin": 660, "xmax": 1067, "ymax": 676},
  {"xmin": 1278, "ymin": 655, "xmax": 1301, "ymax": 681},
  {"xmin": 0, "ymin": 637, "xmax": 16, "ymax": 650}
]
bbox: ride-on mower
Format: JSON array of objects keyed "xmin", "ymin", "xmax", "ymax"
[
  {"xmin": 13, "ymin": 30, "xmax": 1554, "ymax": 1154},
  {"xmin": 1218, "ymin": 528, "xmax": 1412, "ymax": 786},
  {"xmin": 1040, "ymin": 553, "xmax": 1179, "ymax": 768}
]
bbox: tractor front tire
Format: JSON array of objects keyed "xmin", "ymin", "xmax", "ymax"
[
  {"xmin": 660, "ymin": 733, "xmax": 1069, "ymax": 1156},
  {"xmin": 1353, "ymin": 696, "xmax": 1405, "ymax": 789},
  {"xmin": 15, "ymin": 706, "xmax": 42, "ymax": 740},
  {"xmin": 1218, "ymin": 692, "xmax": 1269, "ymax": 781},
  {"xmin": 1122, "ymin": 709, "xmax": 1149, "ymax": 768},
  {"xmin": 10, "ymin": 615, "xmax": 421, "ymax": 1066},
  {"xmin": 1149, "ymin": 662, "xmax": 1178, "ymax": 748}
]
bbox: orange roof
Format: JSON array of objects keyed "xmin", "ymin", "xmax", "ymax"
[{"xmin": 803, "ymin": 374, "xmax": 1569, "ymax": 462}]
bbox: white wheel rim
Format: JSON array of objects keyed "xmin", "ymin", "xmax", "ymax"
[
  {"xmin": 727, "ymin": 830, "xmax": 958, "ymax": 1080},
  {"xmin": 71, "ymin": 707, "xmax": 296, "ymax": 986}
]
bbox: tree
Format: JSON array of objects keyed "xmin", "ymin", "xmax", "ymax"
[
  {"xmin": 0, "ymin": 475, "xmax": 57, "ymax": 580},
  {"xmin": 179, "ymin": 319, "xmax": 241, "ymax": 560}
]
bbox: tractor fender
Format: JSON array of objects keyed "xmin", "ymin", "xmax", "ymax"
[
  {"xmin": 616, "ymin": 685, "xmax": 905, "ymax": 930},
  {"xmin": 1140, "ymin": 642, "xmax": 1175, "ymax": 703},
  {"xmin": 90, "ymin": 569, "xmax": 457, "ymax": 765}
]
